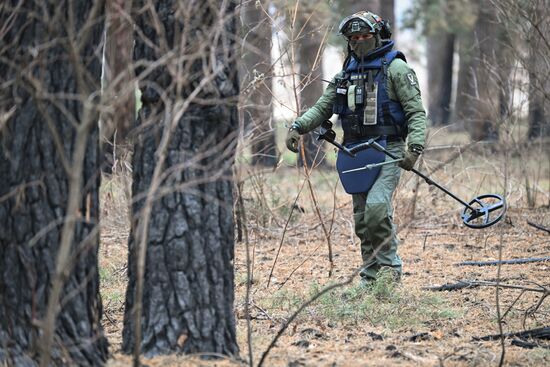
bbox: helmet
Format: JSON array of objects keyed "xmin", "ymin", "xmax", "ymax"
[{"xmin": 338, "ymin": 11, "xmax": 392, "ymax": 40}]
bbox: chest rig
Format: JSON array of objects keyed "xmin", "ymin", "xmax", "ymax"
[{"xmin": 333, "ymin": 41, "xmax": 408, "ymax": 144}]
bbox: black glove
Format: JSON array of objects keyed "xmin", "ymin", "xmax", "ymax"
[
  {"xmin": 285, "ymin": 126, "xmax": 301, "ymax": 153},
  {"xmin": 399, "ymin": 144, "xmax": 423, "ymax": 171}
]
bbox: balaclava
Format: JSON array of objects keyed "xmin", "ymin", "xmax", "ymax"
[{"xmin": 349, "ymin": 37, "xmax": 377, "ymax": 57}]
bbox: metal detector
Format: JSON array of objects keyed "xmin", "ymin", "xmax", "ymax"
[{"xmin": 316, "ymin": 120, "xmax": 506, "ymax": 229}]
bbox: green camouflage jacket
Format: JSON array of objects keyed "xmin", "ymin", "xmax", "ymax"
[{"xmin": 293, "ymin": 58, "xmax": 427, "ymax": 147}]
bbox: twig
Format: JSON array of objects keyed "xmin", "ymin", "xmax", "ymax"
[
  {"xmin": 456, "ymin": 257, "xmax": 550, "ymax": 267},
  {"xmin": 495, "ymin": 232, "xmax": 506, "ymax": 367},
  {"xmin": 237, "ymin": 181, "xmax": 254, "ymax": 367},
  {"xmin": 266, "ymin": 176, "xmax": 308, "ymax": 287},
  {"xmin": 476, "ymin": 326, "xmax": 550, "ymax": 341},
  {"xmin": 277, "ymin": 242, "xmax": 323, "ymax": 290},
  {"xmin": 501, "ymin": 290, "xmax": 527, "ymax": 321},
  {"xmin": 40, "ymin": 109, "xmax": 98, "ymax": 367},
  {"xmin": 524, "ymin": 292, "xmax": 550, "ymax": 327},
  {"xmin": 251, "ymin": 301, "xmax": 276, "ymax": 323},
  {"xmin": 327, "ymin": 180, "xmax": 338, "ymax": 239},
  {"xmin": 527, "ymin": 221, "xmax": 550, "ymax": 235},
  {"xmin": 305, "ymin": 174, "xmax": 333, "ymax": 276},
  {"xmin": 422, "ymin": 234, "xmax": 428, "ymax": 252}
]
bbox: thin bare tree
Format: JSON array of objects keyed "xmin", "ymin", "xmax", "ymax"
[{"xmin": 241, "ymin": 0, "xmax": 278, "ymax": 167}]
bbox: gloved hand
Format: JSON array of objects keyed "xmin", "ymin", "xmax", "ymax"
[
  {"xmin": 285, "ymin": 126, "xmax": 301, "ymax": 153},
  {"xmin": 399, "ymin": 144, "xmax": 423, "ymax": 171}
]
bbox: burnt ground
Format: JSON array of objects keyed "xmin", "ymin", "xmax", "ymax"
[{"xmin": 102, "ymin": 132, "xmax": 550, "ymax": 366}]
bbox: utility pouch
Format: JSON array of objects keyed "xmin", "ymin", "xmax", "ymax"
[
  {"xmin": 355, "ymin": 85, "xmax": 364, "ymax": 105},
  {"xmin": 334, "ymin": 78, "xmax": 347, "ymax": 114},
  {"xmin": 363, "ymin": 82, "xmax": 378, "ymax": 125},
  {"xmin": 347, "ymin": 85, "xmax": 356, "ymax": 112}
]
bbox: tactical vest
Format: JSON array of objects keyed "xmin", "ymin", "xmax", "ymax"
[{"xmin": 333, "ymin": 41, "xmax": 408, "ymax": 144}]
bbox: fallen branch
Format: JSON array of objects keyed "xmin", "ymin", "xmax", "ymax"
[
  {"xmin": 425, "ymin": 280, "xmax": 549, "ymax": 294},
  {"xmin": 527, "ymin": 221, "xmax": 550, "ymax": 235},
  {"xmin": 424, "ymin": 281, "xmax": 480, "ymax": 292},
  {"xmin": 475, "ymin": 326, "xmax": 550, "ymax": 341},
  {"xmin": 456, "ymin": 257, "xmax": 550, "ymax": 267},
  {"xmin": 511, "ymin": 338, "xmax": 550, "ymax": 349}
]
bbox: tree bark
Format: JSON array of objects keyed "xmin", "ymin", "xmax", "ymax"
[
  {"xmin": 379, "ymin": 0, "xmax": 395, "ymax": 40},
  {"xmin": 455, "ymin": 29, "xmax": 476, "ymax": 129},
  {"xmin": 464, "ymin": 1, "xmax": 503, "ymax": 141},
  {"xmin": 102, "ymin": 0, "xmax": 136, "ymax": 173},
  {"xmin": 527, "ymin": 0, "xmax": 550, "ymax": 138},
  {"xmin": 528, "ymin": 70, "xmax": 549, "ymax": 138},
  {"xmin": 241, "ymin": 0, "xmax": 277, "ymax": 167},
  {"xmin": 427, "ymin": 32, "xmax": 455, "ymax": 125},
  {"xmin": 0, "ymin": 1, "xmax": 108, "ymax": 366},
  {"xmin": 122, "ymin": 0, "xmax": 239, "ymax": 357}
]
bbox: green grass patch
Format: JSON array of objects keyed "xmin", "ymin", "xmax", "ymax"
[
  {"xmin": 99, "ymin": 265, "xmax": 125, "ymax": 305},
  {"xmin": 258, "ymin": 275, "xmax": 460, "ymax": 332},
  {"xmin": 307, "ymin": 274, "xmax": 460, "ymax": 331}
]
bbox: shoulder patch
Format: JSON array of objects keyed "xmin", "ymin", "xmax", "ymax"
[{"xmin": 406, "ymin": 73, "xmax": 417, "ymax": 86}]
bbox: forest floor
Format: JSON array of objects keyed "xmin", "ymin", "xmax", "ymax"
[{"xmin": 102, "ymin": 129, "xmax": 550, "ymax": 366}]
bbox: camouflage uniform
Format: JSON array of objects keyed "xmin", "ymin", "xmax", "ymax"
[{"xmin": 290, "ymin": 46, "xmax": 427, "ymax": 281}]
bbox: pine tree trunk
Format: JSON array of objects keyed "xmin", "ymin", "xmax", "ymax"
[
  {"xmin": 455, "ymin": 30, "xmax": 476, "ymax": 128},
  {"xmin": 0, "ymin": 1, "xmax": 108, "ymax": 366},
  {"xmin": 122, "ymin": 0, "xmax": 239, "ymax": 357},
  {"xmin": 379, "ymin": 0, "xmax": 395, "ymax": 39},
  {"xmin": 241, "ymin": 0, "xmax": 277, "ymax": 167},
  {"xmin": 102, "ymin": 0, "xmax": 135, "ymax": 173},
  {"xmin": 528, "ymin": 71, "xmax": 549, "ymax": 138},
  {"xmin": 464, "ymin": 1, "xmax": 500, "ymax": 141},
  {"xmin": 427, "ymin": 32, "xmax": 455, "ymax": 125},
  {"xmin": 527, "ymin": 0, "xmax": 550, "ymax": 138}
]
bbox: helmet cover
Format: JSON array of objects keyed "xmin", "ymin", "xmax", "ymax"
[{"xmin": 338, "ymin": 11, "xmax": 383, "ymax": 38}]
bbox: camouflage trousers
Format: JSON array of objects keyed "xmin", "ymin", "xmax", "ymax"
[{"xmin": 352, "ymin": 139, "xmax": 405, "ymax": 281}]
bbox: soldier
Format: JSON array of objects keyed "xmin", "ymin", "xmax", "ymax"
[{"xmin": 285, "ymin": 11, "xmax": 427, "ymax": 284}]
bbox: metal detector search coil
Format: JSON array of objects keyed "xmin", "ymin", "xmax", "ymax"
[{"xmin": 316, "ymin": 120, "xmax": 507, "ymax": 229}]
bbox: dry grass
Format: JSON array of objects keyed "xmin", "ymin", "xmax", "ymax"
[{"xmin": 101, "ymin": 129, "xmax": 550, "ymax": 366}]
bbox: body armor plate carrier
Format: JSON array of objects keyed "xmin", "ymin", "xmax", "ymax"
[
  {"xmin": 334, "ymin": 41, "xmax": 407, "ymax": 194},
  {"xmin": 333, "ymin": 41, "xmax": 408, "ymax": 144}
]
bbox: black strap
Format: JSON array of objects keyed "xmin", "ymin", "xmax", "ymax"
[
  {"xmin": 367, "ymin": 70, "xmax": 374, "ymax": 91},
  {"xmin": 342, "ymin": 121, "xmax": 401, "ymax": 143},
  {"xmin": 381, "ymin": 56, "xmax": 388, "ymax": 76}
]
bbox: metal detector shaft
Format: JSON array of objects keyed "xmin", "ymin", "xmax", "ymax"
[
  {"xmin": 364, "ymin": 140, "xmax": 478, "ymax": 212},
  {"xmin": 322, "ymin": 137, "xmax": 355, "ymax": 157},
  {"xmin": 342, "ymin": 158, "xmax": 404, "ymax": 173}
]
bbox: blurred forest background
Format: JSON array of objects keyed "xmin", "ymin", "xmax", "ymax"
[{"xmin": 0, "ymin": 0, "xmax": 549, "ymax": 366}]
